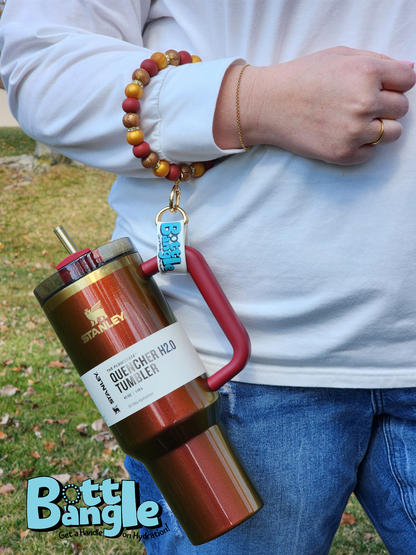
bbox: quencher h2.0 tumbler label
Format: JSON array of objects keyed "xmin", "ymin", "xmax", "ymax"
[{"xmin": 81, "ymin": 322, "xmax": 206, "ymax": 426}]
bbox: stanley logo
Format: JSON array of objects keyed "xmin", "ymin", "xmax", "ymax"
[
  {"xmin": 81, "ymin": 301, "xmax": 125, "ymax": 344},
  {"xmin": 84, "ymin": 301, "xmax": 108, "ymax": 326}
]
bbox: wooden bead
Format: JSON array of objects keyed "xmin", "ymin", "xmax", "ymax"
[
  {"xmin": 126, "ymin": 129, "xmax": 144, "ymax": 146},
  {"xmin": 140, "ymin": 58, "xmax": 159, "ymax": 77},
  {"xmin": 166, "ymin": 164, "xmax": 181, "ymax": 181},
  {"xmin": 191, "ymin": 162, "xmax": 205, "ymax": 178},
  {"xmin": 179, "ymin": 51, "xmax": 192, "ymax": 65},
  {"xmin": 123, "ymin": 113, "xmax": 140, "ymax": 128},
  {"xmin": 132, "ymin": 141, "xmax": 151, "ymax": 159},
  {"xmin": 125, "ymin": 82, "xmax": 143, "ymax": 99},
  {"xmin": 141, "ymin": 152, "xmax": 159, "ymax": 169},
  {"xmin": 191, "ymin": 55, "xmax": 202, "ymax": 63},
  {"xmin": 204, "ymin": 160, "xmax": 214, "ymax": 170},
  {"xmin": 179, "ymin": 164, "xmax": 192, "ymax": 181},
  {"xmin": 122, "ymin": 97, "xmax": 140, "ymax": 113},
  {"xmin": 132, "ymin": 68, "xmax": 150, "ymax": 86},
  {"xmin": 153, "ymin": 160, "xmax": 170, "ymax": 178},
  {"xmin": 165, "ymin": 49, "xmax": 180, "ymax": 66},
  {"xmin": 150, "ymin": 52, "xmax": 168, "ymax": 71}
]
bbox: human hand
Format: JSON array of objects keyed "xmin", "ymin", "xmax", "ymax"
[{"xmin": 214, "ymin": 47, "xmax": 416, "ymax": 165}]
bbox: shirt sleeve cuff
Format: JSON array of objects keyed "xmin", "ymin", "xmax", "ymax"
[{"xmin": 142, "ymin": 57, "xmax": 246, "ymax": 163}]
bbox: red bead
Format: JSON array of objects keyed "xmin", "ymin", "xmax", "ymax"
[
  {"xmin": 122, "ymin": 97, "xmax": 140, "ymax": 113},
  {"xmin": 179, "ymin": 51, "xmax": 192, "ymax": 65},
  {"xmin": 203, "ymin": 160, "xmax": 214, "ymax": 170},
  {"xmin": 165, "ymin": 164, "xmax": 181, "ymax": 181},
  {"xmin": 140, "ymin": 59, "xmax": 158, "ymax": 77},
  {"xmin": 132, "ymin": 141, "xmax": 151, "ymax": 159}
]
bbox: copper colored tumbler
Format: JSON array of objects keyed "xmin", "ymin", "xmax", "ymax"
[{"xmin": 34, "ymin": 236, "xmax": 263, "ymax": 545}]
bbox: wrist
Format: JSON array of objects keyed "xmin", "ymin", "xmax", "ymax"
[{"xmin": 213, "ymin": 64, "xmax": 265, "ymax": 150}]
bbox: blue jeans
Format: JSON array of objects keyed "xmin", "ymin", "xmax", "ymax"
[{"xmin": 125, "ymin": 383, "xmax": 416, "ymax": 554}]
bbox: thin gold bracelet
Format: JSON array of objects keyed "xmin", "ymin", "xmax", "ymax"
[{"xmin": 236, "ymin": 64, "xmax": 252, "ymax": 152}]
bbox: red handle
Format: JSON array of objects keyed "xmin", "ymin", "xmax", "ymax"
[{"xmin": 141, "ymin": 246, "xmax": 251, "ymax": 391}]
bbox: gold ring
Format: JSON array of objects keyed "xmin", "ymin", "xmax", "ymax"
[
  {"xmin": 371, "ymin": 118, "xmax": 384, "ymax": 145},
  {"xmin": 155, "ymin": 206, "xmax": 189, "ymax": 225}
]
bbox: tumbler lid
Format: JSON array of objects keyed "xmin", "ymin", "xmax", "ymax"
[
  {"xmin": 56, "ymin": 249, "xmax": 91, "ymax": 270},
  {"xmin": 33, "ymin": 231, "xmax": 137, "ymax": 307}
]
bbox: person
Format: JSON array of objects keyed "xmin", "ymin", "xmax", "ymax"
[{"xmin": 1, "ymin": 0, "xmax": 416, "ymax": 553}]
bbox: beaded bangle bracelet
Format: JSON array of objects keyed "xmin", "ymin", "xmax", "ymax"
[{"xmin": 122, "ymin": 49, "xmax": 213, "ymax": 183}]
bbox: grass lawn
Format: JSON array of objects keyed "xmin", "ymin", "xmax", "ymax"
[
  {"xmin": 0, "ymin": 129, "xmax": 388, "ymax": 554},
  {"xmin": 0, "ymin": 132, "xmax": 146, "ymax": 554},
  {"xmin": 0, "ymin": 127, "xmax": 36, "ymax": 157}
]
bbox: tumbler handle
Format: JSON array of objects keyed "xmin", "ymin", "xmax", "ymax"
[{"xmin": 141, "ymin": 246, "xmax": 251, "ymax": 391}]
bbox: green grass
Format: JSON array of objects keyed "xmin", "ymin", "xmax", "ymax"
[
  {"xmin": 0, "ymin": 132, "xmax": 389, "ymax": 554},
  {"xmin": 329, "ymin": 495, "xmax": 388, "ymax": 555},
  {"xmin": 0, "ymin": 127, "xmax": 36, "ymax": 157}
]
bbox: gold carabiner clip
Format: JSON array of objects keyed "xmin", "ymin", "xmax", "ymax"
[
  {"xmin": 168, "ymin": 180, "xmax": 182, "ymax": 213},
  {"xmin": 155, "ymin": 177, "xmax": 189, "ymax": 224}
]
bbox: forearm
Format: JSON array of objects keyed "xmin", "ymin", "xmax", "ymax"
[{"xmin": 0, "ymin": 0, "xmax": 241, "ymax": 176}]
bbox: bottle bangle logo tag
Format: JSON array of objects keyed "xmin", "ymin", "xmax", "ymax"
[{"xmin": 156, "ymin": 221, "xmax": 188, "ymax": 273}]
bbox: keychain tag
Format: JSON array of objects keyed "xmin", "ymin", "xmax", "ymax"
[{"xmin": 156, "ymin": 207, "xmax": 189, "ymax": 274}]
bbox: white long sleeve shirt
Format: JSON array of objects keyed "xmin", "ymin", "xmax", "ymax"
[{"xmin": 2, "ymin": 0, "xmax": 416, "ymax": 388}]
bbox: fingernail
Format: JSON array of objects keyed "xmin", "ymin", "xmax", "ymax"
[{"xmin": 399, "ymin": 60, "xmax": 415, "ymax": 68}]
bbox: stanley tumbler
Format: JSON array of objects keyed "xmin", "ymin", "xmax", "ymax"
[{"xmin": 34, "ymin": 230, "xmax": 263, "ymax": 545}]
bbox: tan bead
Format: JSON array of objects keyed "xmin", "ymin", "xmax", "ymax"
[
  {"xmin": 153, "ymin": 160, "xmax": 170, "ymax": 178},
  {"xmin": 191, "ymin": 162, "xmax": 205, "ymax": 178},
  {"xmin": 151, "ymin": 52, "xmax": 168, "ymax": 71},
  {"xmin": 165, "ymin": 49, "xmax": 180, "ymax": 66},
  {"xmin": 125, "ymin": 82, "xmax": 143, "ymax": 99},
  {"xmin": 191, "ymin": 55, "xmax": 202, "ymax": 63},
  {"xmin": 179, "ymin": 164, "xmax": 192, "ymax": 181},
  {"xmin": 141, "ymin": 152, "xmax": 159, "ymax": 169},
  {"xmin": 132, "ymin": 68, "xmax": 150, "ymax": 86},
  {"xmin": 123, "ymin": 113, "xmax": 141, "ymax": 128},
  {"xmin": 126, "ymin": 129, "xmax": 144, "ymax": 146}
]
